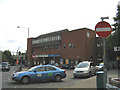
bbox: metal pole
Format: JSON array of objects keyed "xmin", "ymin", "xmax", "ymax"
[
  {"xmin": 28, "ymin": 27, "xmax": 29, "ymax": 38},
  {"xmin": 100, "ymin": 17, "xmax": 109, "ymax": 89},
  {"xmin": 103, "ymin": 38, "xmax": 107, "ymax": 88}
]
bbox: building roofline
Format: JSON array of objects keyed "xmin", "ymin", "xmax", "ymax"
[
  {"xmin": 34, "ymin": 28, "xmax": 95, "ymax": 39},
  {"xmin": 36, "ymin": 29, "xmax": 69, "ymax": 39},
  {"xmin": 69, "ymin": 28, "xmax": 95, "ymax": 32}
]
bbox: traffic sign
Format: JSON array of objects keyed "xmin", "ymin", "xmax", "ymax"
[
  {"xmin": 114, "ymin": 46, "xmax": 120, "ymax": 51},
  {"xmin": 95, "ymin": 21, "xmax": 112, "ymax": 38}
]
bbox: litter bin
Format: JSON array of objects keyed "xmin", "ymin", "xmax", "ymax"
[{"xmin": 96, "ymin": 71, "xmax": 104, "ymax": 89}]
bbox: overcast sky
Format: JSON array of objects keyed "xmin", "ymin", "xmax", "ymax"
[{"xmin": 0, "ymin": 0, "xmax": 119, "ymax": 54}]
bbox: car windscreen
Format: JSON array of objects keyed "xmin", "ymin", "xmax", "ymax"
[
  {"xmin": 99, "ymin": 63, "xmax": 103, "ymax": 66},
  {"xmin": 2, "ymin": 62, "xmax": 8, "ymax": 66},
  {"xmin": 76, "ymin": 63, "xmax": 89, "ymax": 68},
  {"xmin": 28, "ymin": 66, "xmax": 38, "ymax": 72}
]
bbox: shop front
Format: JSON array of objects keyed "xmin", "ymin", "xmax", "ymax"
[{"xmin": 32, "ymin": 54, "xmax": 61, "ymax": 66}]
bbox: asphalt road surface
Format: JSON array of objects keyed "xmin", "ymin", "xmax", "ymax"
[{"xmin": 2, "ymin": 66, "xmax": 97, "ymax": 88}]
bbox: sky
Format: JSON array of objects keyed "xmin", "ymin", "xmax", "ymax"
[{"xmin": 0, "ymin": 0, "xmax": 119, "ymax": 54}]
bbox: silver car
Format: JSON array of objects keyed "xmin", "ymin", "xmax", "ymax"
[
  {"xmin": 2, "ymin": 62, "xmax": 10, "ymax": 71},
  {"xmin": 73, "ymin": 61, "xmax": 97, "ymax": 78}
]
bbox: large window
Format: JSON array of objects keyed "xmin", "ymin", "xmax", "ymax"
[{"xmin": 32, "ymin": 35, "xmax": 61, "ymax": 44}]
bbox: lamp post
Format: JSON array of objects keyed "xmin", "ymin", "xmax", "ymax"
[
  {"xmin": 17, "ymin": 26, "xmax": 29, "ymax": 38},
  {"xmin": 17, "ymin": 26, "xmax": 30, "ymax": 67}
]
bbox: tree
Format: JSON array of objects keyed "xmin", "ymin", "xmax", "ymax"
[
  {"xmin": 2, "ymin": 50, "xmax": 12, "ymax": 63},
  {"xmin": 106, "ymin": 4, "xmax": 120, "ymax": 61}
]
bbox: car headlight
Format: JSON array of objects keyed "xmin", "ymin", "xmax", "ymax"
[
  {"xmin": 13, "ymin": 74, "xmax": 19, "ymax": 77},
  {"xmin": 73, "ymin": 71, "xmax": 76, "ymax": 73}
]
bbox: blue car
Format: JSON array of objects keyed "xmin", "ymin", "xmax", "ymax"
[{"xmin": 12, "ymin": 65, "xmax": 66, "ymax": 84}]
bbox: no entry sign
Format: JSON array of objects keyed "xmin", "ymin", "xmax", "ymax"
[{"xmin": 95, "ymin": 21, "xmax": 112, "ymax": 38}]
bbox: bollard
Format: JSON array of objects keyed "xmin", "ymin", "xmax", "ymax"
[{"xmin": 96, "ymin": 71, "xmax": 105, "ymax": 89}]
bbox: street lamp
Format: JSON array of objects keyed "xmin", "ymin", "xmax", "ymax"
[
  {"xmin": 17, "ymin": 26, "xmax": 29, "ymax": 38},
  {"xmin": 17, "ymin": 26, "xmax": 30, "ymax": 67}
]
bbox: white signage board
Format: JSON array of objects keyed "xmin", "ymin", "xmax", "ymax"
[{"xmin": 114, "ymin": 46, "xmax": 120, "ymax": 51}]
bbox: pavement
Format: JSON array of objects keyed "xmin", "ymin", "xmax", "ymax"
[
  {"xmin": 68, "ymin": 76, "xmax": 97, "ymax": 88},
  {"xmin": 107, "ymin": 69, "xmax": 119, "ymax": 79}
]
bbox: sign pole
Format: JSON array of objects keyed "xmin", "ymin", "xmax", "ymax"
[
  {"xmin": 95, "ymin": 17, "xmax": 112, "ymax": 89},
  {"xmin": 103, "ymin": 38, "xmax": 107, "ymax": 88}
]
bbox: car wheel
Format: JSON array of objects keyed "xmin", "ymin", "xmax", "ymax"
[
  {"xmin": 21, "ymin": 76, "xmax": 30, "ymax": 84},
  {"xmin": 55, "ymin": 75, "xmax": 61, "ymax": 82}
]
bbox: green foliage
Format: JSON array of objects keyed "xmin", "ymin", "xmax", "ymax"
[
  {"xmin": 2, "ymin": 50, "xmax": 12, "ymax": 62},
  {"xmin": 106, "ymin": 4, "xmax": 120, "ymax": 60},
  {"xmin": 2, "ymin": 53, "xmax": 8, "ymax": 62}
]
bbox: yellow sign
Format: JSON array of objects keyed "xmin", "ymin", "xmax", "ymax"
[
  {"xmin": 37, "ymin": 74, "xmax": 42, "ymax": 77},
  {"xmin": 117, "ymin": 57, "xmax": 120, "ymax": 60}
]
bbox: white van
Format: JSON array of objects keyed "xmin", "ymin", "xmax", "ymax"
[{"xmin": 73, "ymin": 61, "xmax": 97, "ymax": 78}]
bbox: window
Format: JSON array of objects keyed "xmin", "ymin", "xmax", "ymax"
[
  {"xmin": 87, "ymin": 32, "xmax": 90, "ymax": 38},
  {"xmin": 76, "ymin": 63, "xmax": 89, "ymax": 68},
  {"xmin": 58, "ymin": 36, "xmax": 61, "ymax": 40},
  {"xmin": 52, "ymin": 37, "xmax": 54, "ymax": 41},
  {"xmin": 63, "ymin": 44, "xmax": 65, "ymax": 48},
  {"xmin": 49, "ymin": 37, "xmax": 52, "ymax": 41},
  {"xmin": 46, "ymin": 66, "xmax": 56, "ymax": 71},
  {"xmin": 69, "ymin": 43, "xmax": 72, "ymax": 48},
  {"xmin": 36, "ymin": 67, "xmax": 45, "ymax": 72},
  {"xmin": 55, "ymin": 36, "xmax": 58, "ymax": 40},
  {"xmin": 53, "ymin": 36, "xmax": 56, "ymax": 40},
  {"xmin": 72, "ymin": 44, "xmax": 75, "ymax": 48}
]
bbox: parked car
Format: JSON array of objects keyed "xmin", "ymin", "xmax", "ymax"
[
  {"xmin": 2, "ymin": 62, "xmax": 10, "ymax": 71},
  {"xmin": 73, "ymin": 61, "xmax": 97, "ymax": 78},
  {"xmin": 61, "ymin": 64, "xmax": 69, "ymax": 69},
  {"xmin": 96, "ymin": 62, "xmax": 104, "ymax": 71},
  {"xmin": 12, "ymin": 65, "xmax": 67, "ymax": 84},
  {"xmin": 61, "ymin": 64, "xmax": 75, "ymax": 69}
]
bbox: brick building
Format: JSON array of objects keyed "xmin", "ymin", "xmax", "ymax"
[{"xmin": 27, "ymin": 28, "xmax": 96, "ymax": 67}]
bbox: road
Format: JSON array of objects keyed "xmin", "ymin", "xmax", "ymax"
[{"xmin": 2, "ymin": 66, "xmax": 97, "ymax": 89}]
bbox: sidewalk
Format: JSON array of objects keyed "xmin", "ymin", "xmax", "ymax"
[
  {"xmin": 107, "ymin": 69, "xmax": 119, "ymax": 78},
  {"xmin": 66, "ymin": 76, "xmax": 97, "ymax": 88}
]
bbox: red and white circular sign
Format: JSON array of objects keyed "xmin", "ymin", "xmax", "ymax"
[{"xmin": 95, "ymin": 21, "xmax": 112, "ymax": 38}]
